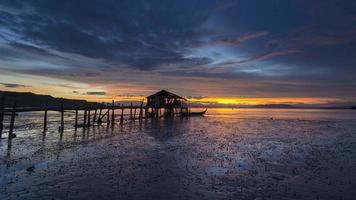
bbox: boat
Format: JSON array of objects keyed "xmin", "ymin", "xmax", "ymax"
[{"xmin": 182, "ymin": 109, "xmax": 207, "ymax": 116}]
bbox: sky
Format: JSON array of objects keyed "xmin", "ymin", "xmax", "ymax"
[{"xmin": 0, "ymin": 0, "xmax": 356, "ymax": 106}]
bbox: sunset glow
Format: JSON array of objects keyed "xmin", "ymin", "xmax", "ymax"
[
  {"xmin": 187, "ymin": 97, "xmax": 340, "ymax": 106},
  {"xmin": 1, "ymin": 1, "xmax": 356, "ymax": 199},
  {"xmin": 0, "ymin": 0, "xmax": 355, "ymax": 107}
]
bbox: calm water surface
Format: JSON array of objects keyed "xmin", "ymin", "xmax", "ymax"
[{"xmin": 1, "ymin": 108, "xmax": 356, "ymax": 200}]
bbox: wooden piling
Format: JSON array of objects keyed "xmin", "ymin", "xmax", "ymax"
[
  {"xmin": 107, "ymin": 108, "xmax": 110, "ymax": 124},
  {"xmin": 43, "ymin": 100, "xmax": 48, "ymax": 133},
  {"xmin": 139, "ymin": 101, "xmax": 143, "ymax": 120},
  {"xmin": 130, "ymin": 103, "xmax": 133, "ymax": 119},
  {"xmin": 9, "ymin": 101, "xmax": 17, "ymax": 138},
  {"xmin": 60, "ymin": 100, "xmax": 64, "ymax": 132},
  {"xmin": 133, "ymin": 108, "xmax": 137, "ymax": 120},
  {"xmin": 0, "ymin": 96, "xmax": 4, "ymax": 138},
  {"xmin": 93, "ymin": 109, "xmax": 97, "ymax": 126},
  {"xmin": 120, "ymin": 104, "xmax": 124, "ymax": 125},
  {"xmin": 75, "ymin": 110, "xmax": 78, "ymax": 127},
  {"xmin": 111, "ymin": 100, "xmax": 115, "ymax": 125},
  {"xmin": 87, "ymin": 110, "xmax": 91, "ymax": 126},
  {"xmin": 144, "ymin": 107, "xmax": 148, "ymax": 118},
  {"xmin": 98, "ymin": 104, "xmax": 103, "ymax": 124},
  {"xmin": 97, "ymin": 109, "xmax": 107, "ymax": 125},
  {"xmin": 83, "ymin": 109, "xmax": 87, "ymax": 127}
]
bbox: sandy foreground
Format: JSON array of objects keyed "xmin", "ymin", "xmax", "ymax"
[{"xmin": 1, "ymin": 109, "xmax": 356, "ymax": 200}]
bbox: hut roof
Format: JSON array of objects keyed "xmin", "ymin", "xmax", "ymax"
[{"xmin": 147, "ymin": 90, "xmax": 186, "ymax": 100}]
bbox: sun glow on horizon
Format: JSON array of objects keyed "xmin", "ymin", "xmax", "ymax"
[
  {"xmin": 90, "ymin": 96, "xmax": 340, "ymax": 106},
  {"xmin": 187, "ymin": 97, "xmax": 341, "ymax": 106},
  {"xmin": 0, "ymin": 72, "xmax": 347, "ymax": 106}
]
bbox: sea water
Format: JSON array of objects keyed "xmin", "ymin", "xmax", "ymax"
[{"xmin": 1, "ymin": 108, "xmax": 356, "ymax": 199}]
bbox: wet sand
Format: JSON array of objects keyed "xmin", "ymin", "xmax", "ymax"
[{"xmin": 1, "ymin": 109, "xmax": 356, "ymax": 199}]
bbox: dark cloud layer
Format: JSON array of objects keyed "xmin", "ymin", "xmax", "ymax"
[
  {"xmin": 0, "ymin": 82, "xmax": 31, "ymax": 88},
  {"xmin": 0, "ymin": 0, "xmax": 218, "ymax": 70},
  {"xmin": 85, "ymin": 91, "xmax": 106, "ymax": 96},
  {"xmin": 0, "ymin": 0, "xmax": 356, "ymax": 99}
]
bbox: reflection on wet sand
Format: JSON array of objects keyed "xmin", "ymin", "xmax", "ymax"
[{"xmin": 1, "ymin": 109, "xmax": 356, "ymax": 200}]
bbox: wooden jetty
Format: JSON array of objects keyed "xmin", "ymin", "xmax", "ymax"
[
  {"xmin": 0, "ymin": 99, "xmax": 145, "ymax": 139},
  {"xmin": 0, "ymin": 90, "xmax": 205, "ymax": 140}
]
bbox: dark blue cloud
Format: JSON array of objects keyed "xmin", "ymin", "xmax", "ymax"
[
  {"xmin": 85, "ymin": 91, "xmax": 106, "ymax": 96},
  {"xmin": 0, "ymin": 0, "xmax": 219, "ymax": 70},
  {"xmin": 0, "ymin": 82, "xmax": 31, "ymax": 88},
  {"xmin": 0, "ymin": 0, "xmax": 356, "ymax": 98}
]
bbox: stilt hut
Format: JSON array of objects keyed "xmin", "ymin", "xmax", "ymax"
[{"xmin": 146, "ymin": 90, "xmax": 187, "ymax": 117}]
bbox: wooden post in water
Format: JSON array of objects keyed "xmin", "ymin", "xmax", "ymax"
[
  {"xmin": 43, "ymin": 99, "xmax": 48, "ymax": 133},
  {"xmin": 75, "ymin": 110, "xmax": 78, "ymax": 127},
  {"xmin": 120, "ymin": 104, "xmax": 124, "ymax": 125},
  {"xmin": 9, "ymin": 101, "xmax": 17, "ymax": 138},
  {"xmin": 133, "ymin": 108, "xmax": 137, "ymax": 120},
  {"xmin": 87, "ymin": 110, "xmax": 91, "ymax": 126},
  {"xmin": 83, "ymin": 109, "xmax": 87, "ymax": 127},
  {"xmin": 130, "ymin": 103, "xmax": 133, "ymax": 119},
  {"xmin": 144, "ymin": 107, "xmax": 148, "ymax": 118},
  {"xmin": 139, "ymin": 101, "xmax": 143, "ymax": 120},
  {"xmin": 98, "ymin": 103, "xmax": 103, "ymax": 124},
  {"xmin": 93, "ymin": 108, "xmax": 97, "ymax": 126},
  {"xmin": 111, "ymin": 100, "xmax": 115, "ymax": 125},
  {"xmin": 107, "ymin": 108, "xmax": 110, "ymax": 125},
  {"xmin": 0, "ymin": 96, "xmax": 4, "ymax": 138},
  {"xmin": 60, "ymin": 99, "xmax": 64, "ymax": 132}
]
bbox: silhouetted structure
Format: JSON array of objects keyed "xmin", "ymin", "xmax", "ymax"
[
  {"xmin": 0, "ymin": 90, "xmax": 206, "ymax": 140},
  {"xmin": 146, "ymin": 90, "xmax": 187, "ymax": 117},
  {"xmin": 0, "ymin": 93, "xmax": 145, "ymax": 139}
]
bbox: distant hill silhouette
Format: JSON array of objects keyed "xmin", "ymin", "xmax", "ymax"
[{"xmin": 0, "ymin": 91, "xmax": 95, "ymax": 108}]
